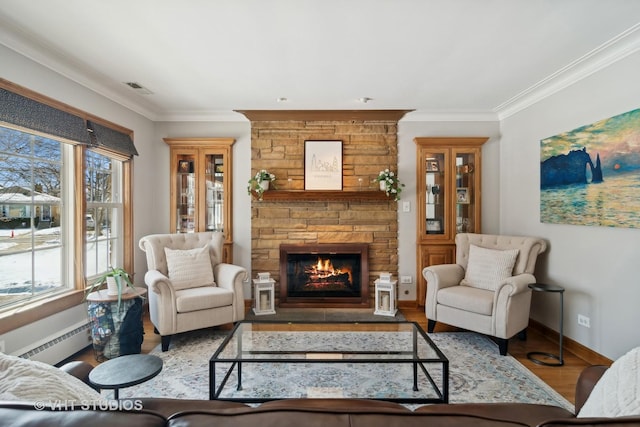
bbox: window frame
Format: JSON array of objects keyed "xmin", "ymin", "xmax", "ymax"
[{"xmin": 0, "ymin": 80, "xmax": 134, "ymax": 334}]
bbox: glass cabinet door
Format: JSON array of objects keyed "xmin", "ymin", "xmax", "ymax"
[
  {"xmin": 204, "ymin": 153, "xmax": 224, "ymax": 232},
  {"xmin": 454, "ymin": 150, "xmax": 476, "ymax": 234},
  {"xmin": 414, "ymin": 137, "xmax": 487, "ymax": 307},
  {"xmin": 424, "ymin": 152, "xmax": 447, "ymax": 236},
  {"xmin": 176, "ymin": 154, "xmax": 196, "ymax": 233},
  {"xmin": 165, "ymin": 137, "xmax": 235, "ymax": 261}
]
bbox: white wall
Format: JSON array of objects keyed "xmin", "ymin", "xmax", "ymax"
[
  {"xmin": 396, "ymin": 120, "xmax": 501, "ymax": 300},
  {"xmin": 500, "ymin": 51, "xmax": 640, "ymax": 360}
]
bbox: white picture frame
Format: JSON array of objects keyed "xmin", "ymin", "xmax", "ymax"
[{"xmin": 304, "ymin": 140, "xmax": 343, "ymax": 190}]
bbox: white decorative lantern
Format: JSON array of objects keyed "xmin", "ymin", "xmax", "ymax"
[
  {"xmin": 257, "ymin": 272, "xmax": 271, "ymax": 281},
  {"xmin": 374, "ymin": 278, "xmax": 397, "ymax": 317},
  {"xmin": 252, "ymin": 278, "xmax": 276, "ymax": 315}
]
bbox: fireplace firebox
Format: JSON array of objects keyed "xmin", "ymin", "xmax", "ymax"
[{"xmin": 279, "ymin": 243, "xmax": 369, "ymax": 308}]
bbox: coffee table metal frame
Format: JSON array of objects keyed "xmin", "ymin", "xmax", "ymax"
[{"xmin": 209, "ymin": 320, "xmax": 449, "ymax": 404}]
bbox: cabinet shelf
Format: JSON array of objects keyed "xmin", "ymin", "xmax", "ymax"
[{"xmin": 253, "ymin": 190, "xmax": 391, "ymax": 202}]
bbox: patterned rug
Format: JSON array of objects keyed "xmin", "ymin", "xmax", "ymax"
[{"xmin": 113, "ymin": 328, "xmax": 573, "ymax": 411}]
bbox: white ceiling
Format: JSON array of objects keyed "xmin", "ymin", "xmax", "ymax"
[{"xmin": 1, "ymin": 0, "xmax": 639, "ymax": 122}]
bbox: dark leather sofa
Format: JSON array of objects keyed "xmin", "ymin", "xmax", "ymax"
[{"xmin": 1, "ymin": 362, "xmax": 638, "ymax": 427}]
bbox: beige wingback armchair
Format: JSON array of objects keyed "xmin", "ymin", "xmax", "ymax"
[
  {"xmin": 139, "ymin": 232, "xmax": 246, "ymax": 351},
  {"xmin": 423, "ymin": 233, "xmax": 547, "ymax": 355}
]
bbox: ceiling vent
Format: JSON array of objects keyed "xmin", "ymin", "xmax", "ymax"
[{"xmin": 124, "ymin": 82, "xmax": 153, "ymax": 95}]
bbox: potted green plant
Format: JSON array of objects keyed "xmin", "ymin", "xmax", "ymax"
[
  {"xmin": 247, "ymin": 169, "xmax": 276, "ymax": 199},
  {"xmin": 374, "ymin": 169, "xmax": 405, "ymax": 201},
  {"xmin": 85, "ymin": 267, "xmax": 136, "ymax": 310}
]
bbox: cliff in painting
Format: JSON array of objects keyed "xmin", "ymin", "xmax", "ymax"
[{"xmin": 540, "ymin": 148, "xmax": 603, "ymax": 188}]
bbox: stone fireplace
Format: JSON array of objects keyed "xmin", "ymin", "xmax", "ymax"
[
  {"xmin": 279, "ymin": 243, "xmax": 369, "ymax": 308},
  {"xmin": 241, "ymin": 110, "xmax": 410, "ymax": 308}
]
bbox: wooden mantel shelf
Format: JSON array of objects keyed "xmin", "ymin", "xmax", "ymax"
[
  {"xmin": 236, "ymin": 110, "xmax": 413, "ymax": 122},
  {"xmin": 253, "ymin": 190, "xmax": 393, "ymax": 202}
]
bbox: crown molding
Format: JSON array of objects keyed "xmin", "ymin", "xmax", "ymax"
[
  {"xmin": 401, "ymin": 110, "xmax": 499, "ymax": 122},
  {"xmin": 495, "ymin": 23, "xmax": 640, "ymax": 120},
  {"xmin": 154, "ymin": 110, "xmax": 249, "ymax": 122}
]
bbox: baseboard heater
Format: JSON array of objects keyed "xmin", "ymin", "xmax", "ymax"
[{"xmin": 12, "ymin": 320, "xmax": 91, "ymax": 365}]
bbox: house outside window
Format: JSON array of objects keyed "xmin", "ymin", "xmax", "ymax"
[{"xmin": 0, "ymin": 127, "xmax": 68, "ymax": 308}]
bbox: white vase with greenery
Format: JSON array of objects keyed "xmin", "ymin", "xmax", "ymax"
[
  {"xmin": 247, "ymin": 169, "xmax": 276, "ymax": 199},
  {"xmin": 374, "ymin": 169, "xmax": 405, "ymax": 201},
  {"xmin": 85, "ymin": 267, "xmax": 137, "ymax": 310}
]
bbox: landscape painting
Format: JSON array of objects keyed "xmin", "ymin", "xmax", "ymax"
[{"xmin": 540, "ymin": 107, "xmax": 640, "ymax": 228}]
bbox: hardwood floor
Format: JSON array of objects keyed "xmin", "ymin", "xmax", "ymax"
[
  {"xmin": 401, "ymin": 305, "xmax": 592, "ymax": 405},
  {"xmin": 67, "ymin": 305, "xmax": 598, "ymax": 406}
]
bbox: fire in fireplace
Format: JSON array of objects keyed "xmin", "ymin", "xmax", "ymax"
[{"xmin": 279, "ymin": 243, "xmax": 369, "ymax": 308}]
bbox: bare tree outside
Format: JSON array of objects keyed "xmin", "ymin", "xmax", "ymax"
[
  {"xmin": 0, "ymin": 126, "xmax": 64, "ymax": 306},
  {"xmin": 85, "ymin": 149, "xmax": 120, "ymax": 279}
]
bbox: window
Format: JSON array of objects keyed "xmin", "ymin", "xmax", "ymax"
[
  {"xmin": 0, "ymin": 127, "xmax": 68, "ymax": 308},
  {"xmin": 0, "ymin": 81, "xmax": 136, "ymax": 323},
  {"xmin": 85, "ymin": 150, "xmax": 124, "ymax": 279},
  {"xmin": 0, "ymin": 127, "xmax": 130, "ymax": 311}
]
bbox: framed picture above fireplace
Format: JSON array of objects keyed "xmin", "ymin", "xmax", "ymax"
[{"xmin": 304, "ymin": 140, "xmax": 343, "ymax": 190}]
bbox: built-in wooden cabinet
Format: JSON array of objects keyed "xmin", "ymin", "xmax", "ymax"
[
  {"xmin": 414, "ymin": 137, "xmax": 488, "ymax": 306},
  {"xmin": 164, "ymin": 137, "xmax": 235, "ymax": 262}
]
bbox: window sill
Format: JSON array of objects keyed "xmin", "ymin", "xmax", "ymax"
[{"xmin": 0, "ymin": 289, "xmax": 85, "ymax": 334}]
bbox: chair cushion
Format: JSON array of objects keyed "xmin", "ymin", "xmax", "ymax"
[
  {"xmin": 175, "ymin": 286, "xmax": 234, "ymax": 313},
  {"xmin": 437, "ymin": 286, "xmax": 494, "ymax": 316},
  {"xmin": 578, "ymin": 346, "xmax": 640, "ymax": 418},
  {"xmin": 460, "ymin": 244, "xmax": 519, "ymax": 291},
  {"xmin": 165, "ymin": 245, "xmax": 215, "ymax": 290}
]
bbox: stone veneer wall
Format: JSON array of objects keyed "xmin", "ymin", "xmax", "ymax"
[{"xmin": 248, "ymin": 115, "xmax": 402, "ymax": 307}]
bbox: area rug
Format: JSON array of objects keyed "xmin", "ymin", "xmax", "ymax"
[{"xmin": 113, "ymin": 328, "xmax": 573, "ymax": 411}]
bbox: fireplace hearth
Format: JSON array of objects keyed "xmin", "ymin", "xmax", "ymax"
[{"xmin": 279, "ymin": 243, "xmax": 369, "ymax": 308}]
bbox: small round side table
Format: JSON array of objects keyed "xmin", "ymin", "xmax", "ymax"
[
  {"xmin": 527, "ymin": 283, "xmax": 564, "ymax": 366},
  {"xmin": 89, "ymin": 354, "xmax": 163, "ymax": 399}
]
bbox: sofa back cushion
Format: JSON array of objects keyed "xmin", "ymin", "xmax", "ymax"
[{"xmin": 0, "ymin": 404, "xmax": 166, "ymax": 427}]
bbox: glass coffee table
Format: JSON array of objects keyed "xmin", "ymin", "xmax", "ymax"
[{"xmin": 210, "ymin": 321, "xmax": 448, "ymax": 404}]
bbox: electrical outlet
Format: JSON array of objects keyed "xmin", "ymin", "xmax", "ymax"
[
  {"xmin": 400, "ymin": 275, "xmax": 412, "ymax": 284},
  {"xmin": 0, "ymin": 340, "xmax": 5, "ymax": 353},
  {"xmin": 578, "ymin": 314, "xmax": 590, "ymax": 328}
]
